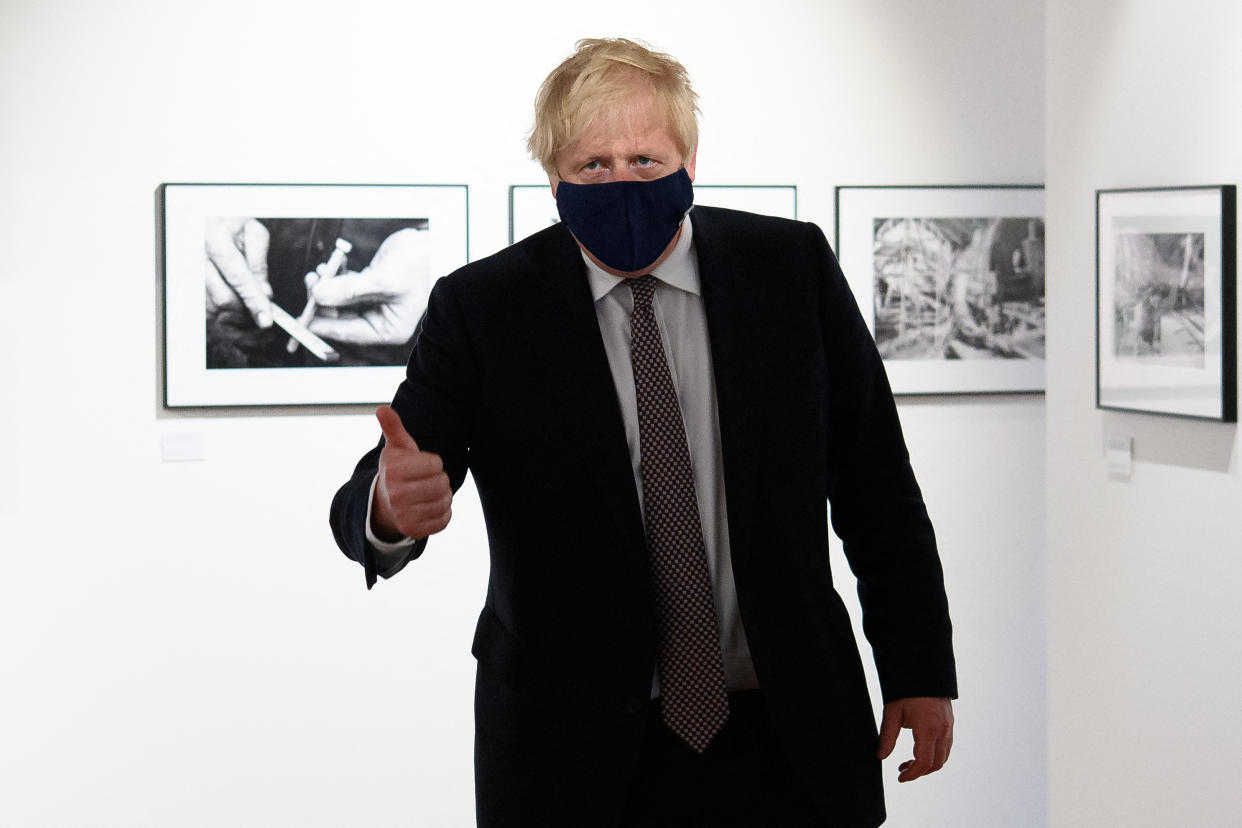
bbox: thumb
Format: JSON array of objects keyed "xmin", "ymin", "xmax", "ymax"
[
  {"xmin": 876, "ymin": 703, "xmax": 902, "ymax": 760},
  {"xmin": 376, "ymin": 405, "xmax": 418, "ymax": 451},
  {"xmin": 242, "ymin": 219, "xmax": 273, "ymax": 297},
  {"xmin": 308, "ymin": 313, "xmax": 399, "ymax": 346},
  {"xmin": 313, "ymin": 268, "xmax": 393, "ymax": 307}
]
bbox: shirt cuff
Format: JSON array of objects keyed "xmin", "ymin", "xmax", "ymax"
[{"xmin": 365, "ymin": 475, "xmax": 419, "ymax": 556}]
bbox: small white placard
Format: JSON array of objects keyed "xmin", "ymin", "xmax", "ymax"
[
  {"xmin": 162, "ymin": 430, "xmax": 206, "ymax": 462},
  {"xmin": 1106, "ymin": 435, "xmax": 1133, "ymax": 478}
]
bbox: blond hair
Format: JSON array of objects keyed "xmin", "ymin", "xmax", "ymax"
[{"xmin": 527, "ymin": 38, "xmax": 700, "ymax": 176}]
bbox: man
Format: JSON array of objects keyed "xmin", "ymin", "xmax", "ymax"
[{"xmin": 330, "ymin": 38, "xmax": 956, "ymax": 828}]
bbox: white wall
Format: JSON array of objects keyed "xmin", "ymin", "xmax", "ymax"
[
  {"xmin": 0, "ymin": 1, "xmax": 1045, "ymax": 825},
  {"xmin": 1045, "ymin": 2, "xmax": 1242, "ymax": 826}
]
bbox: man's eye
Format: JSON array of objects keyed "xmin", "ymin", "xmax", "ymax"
[
  {"xmin": 584, "ymin": 161, "xmax": 601, "ymax": 171},
  {"xmin": 635, "ymin": 156, "xmax": 655, "ymax": 166}
]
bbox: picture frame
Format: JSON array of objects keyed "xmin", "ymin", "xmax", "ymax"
[
  {"xmin": 508, "ymin": 184, "xmax": 797, "ymax": 244},
  {"xmin": 835, "ymin": 185, "xmax": 1046, "ymax": 395},
  {"xmin": 1095, "ymin": 185, "xmax": 1236, "ymax": 422},
  {"xmin": 159, "ymin": 183, "xmax": 469, "ymax": 408}
]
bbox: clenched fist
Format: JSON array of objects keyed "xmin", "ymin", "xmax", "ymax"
[{"xmin": 370, "ymin": 405, "xmax": 453, "ymax": 542}]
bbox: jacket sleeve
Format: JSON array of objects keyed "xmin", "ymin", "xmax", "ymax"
[
  {"xmin": 810, "ymin": 221, "xmax": 958, "ymax": 703},
  {"xmin": 327, "ymin": 274, "xmax": 479, "ymax": 589}
]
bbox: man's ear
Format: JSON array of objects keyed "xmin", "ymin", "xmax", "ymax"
[{"xmin": 685, "ymin": 144, "xmax": 698, "ymax": 183}]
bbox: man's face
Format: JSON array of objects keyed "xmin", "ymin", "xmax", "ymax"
[
  {"xmin": 550, "ymin": 90, "xmax": 696, "ymax": 192},
  {"xmin": 549, "ymin": 89, "xmax": 697, "ymax": 277}
]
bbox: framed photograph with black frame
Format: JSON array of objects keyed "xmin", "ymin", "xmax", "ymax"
[
  {"xmin": 1096, "ymin": 185, "xmax": 1236, "ymax": 422},
  {"xmin": 508, "ymin": 184, "xmax": 797, "ymax": 244},
  {"xmin": 159, "ymin": 183, "xmax": 469, "ymax": 408},
  {"xmin": 835, "ymin": 185, "xmax": 1045, "ymax": 395}
]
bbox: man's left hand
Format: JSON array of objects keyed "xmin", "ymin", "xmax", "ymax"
[{"xmin": 876, "ymin": 696, "xmax": 954, "ymax": 782}]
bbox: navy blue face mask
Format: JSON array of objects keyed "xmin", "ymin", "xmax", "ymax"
[{"xmin": 555, "ymin": 168, "xmax": 694, "ymax": 273}]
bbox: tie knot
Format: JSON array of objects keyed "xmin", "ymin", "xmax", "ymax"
[{"xmin": 629, "ymin": 274, "xmax": 659, "ymax": 310}]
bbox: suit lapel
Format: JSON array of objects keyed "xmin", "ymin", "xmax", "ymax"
[
  {"xmin": 526, "ymin": 226, "xmax": 648, "ymax": 562},
  {"xmin": 692, "ymin": 207, "xmax": 760, "ymax": 562}
]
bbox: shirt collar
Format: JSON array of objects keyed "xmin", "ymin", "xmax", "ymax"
[{"xmin": 584, "ymin": 212, "xmax": 699, "ymax": 302}]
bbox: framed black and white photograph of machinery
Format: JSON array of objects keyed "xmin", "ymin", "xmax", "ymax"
[
  {"xmin": 1096, "ymin": 185, "xmax": 1236, "ymax": 421},
  {"xmin": 159, "ymin": 183, "xmax": 469, "ymax": 408},
  {"xmin": 835, "ymin": 185, "xmax": 1046, "ymax": 395},
  {"xmin": 508, "ymin": 184, "xmax": 797, "ymax": 244}
]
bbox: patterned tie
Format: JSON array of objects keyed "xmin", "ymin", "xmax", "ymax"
[{"xmin": 628, "ymin": 274, "xmax": 730, "ymax": 753}]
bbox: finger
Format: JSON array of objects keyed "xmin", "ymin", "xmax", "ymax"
[
  {"xmin": 385, "ymin": 470, "xmax": 451, "ymax": 520},
  {"xmin": 399, "ymin": 502, "xmax": 453, "ymax": 539},
  {"xmin": 899, "ymin": 729, "xmax": 938, "ymax": 782},
  {"xmin": 242, "ymin": 219, "xmax": 272, "ymax": 297},
  {"xmin": 399, "ymin": 468, "xmax": 450, "ymax": 498},
  {"xmin": 936, "ymin": 724, "xmax": 953, "ymax": 770},
  {"xmin": 206, "ymin": 229, "xmax": 272, "ymax": 328},
  {"xmin": 383, "ymin": 472, "xmax": 453, "ymax": 539},
  {"xmin": 876, "ymin": 705, "xmax": 901, "ymax": 760},
  {"xmin": 376, "ymin": 405, "xmax": 419, "ymax": 451},
  {"xmin": 308, "ymin": 312, "xmax": 397, "ymax": 346},
  {"xmin": 205, "ymin": 259, "xmax": 235, "ymax": 312},
  {"xmin": 312, "ymin": 268, "xmax": 397, "ymax": 307},
  {"xmin": 393, "ymin": 486, "xmax": 453, "ymax": 533}
]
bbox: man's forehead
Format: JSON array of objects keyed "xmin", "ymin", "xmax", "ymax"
[{"xmin": 568, "ymin": 92, "xmax": 671, "ymax": 151}]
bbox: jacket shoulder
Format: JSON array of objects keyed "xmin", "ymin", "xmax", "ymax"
[
  {"xmin": 691, "ymin": 204, "xmax": 825, "ymax": 249},
  {"xmin": 692, "ymin": 203, "xmax": 810, "ymax": 231},
  {"xmin": 445, "ymin": 223, "xmax": 576, "ymax": 287},
  {"xmin": 691, "ymin": 205, "xmax": 831, "ymax": 275}
]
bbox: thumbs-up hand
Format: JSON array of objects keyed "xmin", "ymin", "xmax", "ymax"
[{"xmin": 370, "ymin": 405, "xmax": 453, "ymax": 542}]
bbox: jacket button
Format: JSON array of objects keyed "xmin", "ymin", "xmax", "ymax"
[{"xmin": 625, "ymin": 696, "xmax": 645, "ymax": 715}]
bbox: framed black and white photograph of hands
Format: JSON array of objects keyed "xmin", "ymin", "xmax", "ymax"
[
  {"xmin": 1096, "ymin": 185, "xmax": 1236, "ymax": 421},
  {"xmin": 508, "ymin": 184, "xmax": 797, "ymax": 244},
  {"xmin": 835, "ymin": 185, "xmax": 1046, "ymax": 395},
  {"xmin": 159, "ymin": 183, "xmax": 468, "ymax": 408}
]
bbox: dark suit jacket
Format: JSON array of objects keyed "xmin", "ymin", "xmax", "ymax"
[{"xmin": 329, "ymin": 206, "xmax": 957, "ymax": 828}]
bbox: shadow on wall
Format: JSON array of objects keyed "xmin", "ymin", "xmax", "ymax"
[{"xmin": 1100, "ymin": 412, "xmax": 1237, "ymax": 473}]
